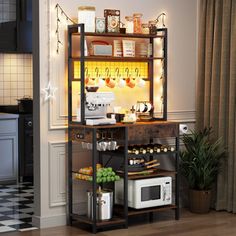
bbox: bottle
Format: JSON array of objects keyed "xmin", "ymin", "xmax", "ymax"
[
  {"xmin": 139, "ymin": 146, "xmax": 147, "ymax": 154},
  {"xmin": 168, "ymin": 146, "xmax": 175, "ymax": 152},
  {"xmin": 153, "ymin": 144, "xmax": 161, "ymax": 153},
  {"xmin": 160, "ymin": 145, "xmax": 168, "ymax": 152},
  {"xmin": 132, "ymin": 146, "xmax": 140, "ymax": 155},
  {"xmin": 146, "ymin": 145, "xmax": 154, "ymax": 154}
]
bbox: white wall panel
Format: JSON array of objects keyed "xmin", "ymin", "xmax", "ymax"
[{"xmin": 49, "ymin": 142, "xmax": 67, "ymax": 207}]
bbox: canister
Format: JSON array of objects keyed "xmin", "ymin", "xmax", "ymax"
[
  {"xmin": 87, "ymin": 188, "xmax": 113, "ymax": 221},
  {"xmin": 125, "ymin": 16, "xmax": 134, "ymax": 34},
  {"xmin": 78, "ymin": 6, "xmax": 96, "ymax": 32},
  {"xmin": 133, "ymin": 13, "xmax": 143, "ymax": 33}
]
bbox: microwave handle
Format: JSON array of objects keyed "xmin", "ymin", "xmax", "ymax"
[{"xmin": 162, "ymin": 183, "xmax": 166, "ymax": 201}]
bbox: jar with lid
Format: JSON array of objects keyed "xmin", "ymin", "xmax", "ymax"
[
  {"xmin": 141, "ymin": 23, "xmax": 149, "ymax": 34},
  {"xmin": 78, "ymin": 6, "xmax": 96, "ymax": 32},
  {"xmin": 133, "ymin": 13, "xmax": 143, "ymax": 34},
  {"xmin": 125, "ymin": 16, "xmax": 134, "ymax": 34},
  {"xmin": 148, "ymin": 20, "xmax": 157, "ymax": 35}
]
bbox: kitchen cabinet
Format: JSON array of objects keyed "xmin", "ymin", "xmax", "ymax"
[
  {"xmin": 67, "ymin": 25, "xmax": 179, "ymax": 233},
  {"xmin": 0, "ymin": 113, "xmax": 19, "ymax": 182},
  {"xmin": 0, "ymin": 0, "xmax": 32, "ymax": 53}
]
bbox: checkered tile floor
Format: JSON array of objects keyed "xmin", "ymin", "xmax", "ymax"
[{"xmin": 0, "ymin": 182, "xmax": 37, "ymax": 233}]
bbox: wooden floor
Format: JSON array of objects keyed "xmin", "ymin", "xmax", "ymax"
[{"xmin": 3, "ymin": 209, "xmax": 236, "ymax": 236}]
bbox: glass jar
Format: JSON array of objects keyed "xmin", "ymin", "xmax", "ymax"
[
  {"xmin": 125, "ymin": 16, "xmax": 134, "ymax": 34},
  {"xmin": 141, "ymin": 23, "xmax": 149, "ymax": 34},
  {"xmin": 148, "ymin": 20, "xmax": 157, "ymax": 35},
  {"xmin": 78, "ymin": 6, "xmax": 96, "ymax": 32},
  {"xmin": 133, "ymin": 13, "xmax": 143, "ymax": 34}
]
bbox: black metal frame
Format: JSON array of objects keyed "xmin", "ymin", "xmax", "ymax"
[
  {"xmin": 67, "ymin": 24, "xmax": 168, "ymax": 124},
  {"xmin": 67, "ymin": 25, "xmax": 178, "ymax": 234}
]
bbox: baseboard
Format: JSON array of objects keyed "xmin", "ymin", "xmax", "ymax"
[{"xmin": 32, "ymin": 214, "xmax": 67, "ymax": 228}]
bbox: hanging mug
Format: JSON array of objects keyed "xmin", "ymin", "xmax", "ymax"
[
  {"xmin": 137, "ymin": 78, "xmax": 146, "ymax": 88},
  {"xmin": 126, "ymin": 78, "xmax": 135, "ymax": 88},
  {"xmin": 117, "ymin": 78, "xmax": 126, "ymax": 88},
  {"xmin": 106, "ymin": 78, "xmax": 116, "ymax": 88}
]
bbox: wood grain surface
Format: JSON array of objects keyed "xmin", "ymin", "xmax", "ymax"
[{"xmin": 4, "ymin": 209, "xmax": 236, "ymax": 236}]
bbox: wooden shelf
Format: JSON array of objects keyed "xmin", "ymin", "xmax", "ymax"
[
  {"xmin": 70, "ymin": 56, "xmax": 164, "ymax": 62},
  {"xmin": 69, "ymin": 120, "xmax": 179, "ymax": 129},
  {"xmin": 71, "ymin": 214, "xmax": 125, "ymax": 228},
  {"xmin": 114, "ymin": 204, "xmax": 177, "ymax": 216},
  {"xmin": 68, "ymin": 26, "xmax": 165, "ymax": 38},
  {"xmin": 117, "ymin": 169, "xmax": 176, "ymax": 180}
]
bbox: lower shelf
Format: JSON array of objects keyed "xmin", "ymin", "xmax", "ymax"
[
  {"xmin": 71, "ymin": 213, "xmax": 126, "ymax": 228},
  {"xmin": 114, "ymin": 204, "xmax": 177, "ymax": 216}
]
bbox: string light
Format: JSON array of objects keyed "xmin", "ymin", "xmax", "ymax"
[
  {"xmin": 55, "ymin": 3, "xmax": 77, "ymax": 54},
  {"xmin": 155, "ymin": 13, "xmax": 166, "ymax": 28}
]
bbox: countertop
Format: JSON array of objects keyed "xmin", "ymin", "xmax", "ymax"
[{"xmin": 0, "ymin": 112, "xmax": 19, "ymax": 119}]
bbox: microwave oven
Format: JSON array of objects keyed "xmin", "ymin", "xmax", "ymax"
[{"xmin": 115, "ymin": 176, "xmax": 172, "ymax": 209}]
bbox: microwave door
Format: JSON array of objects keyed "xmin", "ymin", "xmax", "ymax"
[{"xmin": 141, "ymin": 185, "xmax": 161, "ymax": 202}]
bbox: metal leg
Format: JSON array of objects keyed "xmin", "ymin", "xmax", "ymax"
[
  {"xmin": 92, "ymin": 129, "xmax": 97, "ymax": 233},
  {"xmin": 149, "ymin": 212, "xmax": 154, "ymax": 223},
  {"xmin": 124, "ymin": 127, "xmax": 128, "ymax": 228},
  {"xmin": 175, "ymin": 136, "xmax": 180, "ymax": 220}
]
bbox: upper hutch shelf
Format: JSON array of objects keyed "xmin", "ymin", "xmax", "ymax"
[
  {"xmin": 68, "ymin": 25, "xmax": 165, "ymax": 38},
  {"xmin": 70, "ymin": 56, "xmax": 164, "ymax": 62}
]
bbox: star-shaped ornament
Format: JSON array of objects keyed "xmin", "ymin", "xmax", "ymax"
[{"xmin": 41, "ymin": 81, "xmax": 58, "ymax": 101}]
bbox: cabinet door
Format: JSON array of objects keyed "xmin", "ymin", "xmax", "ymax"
[{"xmin": 0, "ymin": 136, "xmax": 17, "ymax": 181}]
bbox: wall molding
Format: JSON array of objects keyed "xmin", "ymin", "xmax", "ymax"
[
  {"xmin": 167, "ymin": 110, "xmax": 195, "ymax": 122},
  {"xmin": 49, "ymin": 141, "xmax": 67, "ymax": 207},
  {"xmin": 32, "ymin": 214, "xmax": 67, "ymax": 228}
]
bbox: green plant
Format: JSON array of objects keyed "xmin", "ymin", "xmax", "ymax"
[{"xmin": 180, "ymin": 127, "xmax": 225, "ymax": 190}]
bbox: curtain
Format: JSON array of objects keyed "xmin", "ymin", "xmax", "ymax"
[{"xmin": 196, "ymin": 0, "xmax": 236, "ymax": 212}]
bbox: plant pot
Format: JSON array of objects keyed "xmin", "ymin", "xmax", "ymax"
[{"xmin": 189, "ymin": 189, "xmax": 211, "ymax": 213}]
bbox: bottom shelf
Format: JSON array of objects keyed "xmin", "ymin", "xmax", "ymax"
[
  {"xmin": 114, "ymin": 204, "xmax": 177, "ymax": 216},
  {"xmin": 71, "ymin": 213, "xmax": 126, "ymax": 228}
]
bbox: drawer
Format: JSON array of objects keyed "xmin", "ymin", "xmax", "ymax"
[
  {"xmin": 0, "ymin": 120, "xmax": 17, "ymax": 134},
  {"xmin": 128, "ymin": 123, "xmax": 179, "ymax": 140}
]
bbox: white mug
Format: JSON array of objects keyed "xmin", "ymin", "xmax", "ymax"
[
  {"xmin": 137, "ymin": 78, "xmax": 146, "ymax": 88},
  {"xmin": 117, "ymin": 78, "xmax": 126, "ymax": 88},
  {"xmin": 98, "ymin": 78, "xmax": 106, "ymax": 88}
]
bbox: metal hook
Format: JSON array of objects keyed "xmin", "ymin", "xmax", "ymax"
[
  {"xmin": 95, "ymin": 67, "xmax": 99, "ymax": 77},
  {"xmin": 105, "ymin": 67, "xmax": 110, "ymax": 77},
  {"xmin": 125, "ymin": 68, "xmax": 129, "ymax": 77},
  {"xmin": 135, "ymin": 68, "xmax": 140, "ymax": 77},
  {"xmin": 85, "ymin": 67, "xmax": 88, "ymax": 77},
  {"xmin": 115, "ymin": 68, "xmax": 120, "ymax": 77}
]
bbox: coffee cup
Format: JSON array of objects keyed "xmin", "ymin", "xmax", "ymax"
[
  {"xmin": 117, "ymin": 78, "xmax": 126, "ymax": 88},
  {"xmin": 98, "ymin": 78, "xmax": 106, "ymax": 88},
  {"xmin": 85, "ymin": 78, "xmax": 95, "ymax": 86},
  {"xmin": 126, "ymin": 78, "xmax": 135, "ymax": 88},
  {"xmin": 106, "ymin": 78, "xmax": 116, "ymax": 88},
  {"xmin": 137, "ymin": 78, "xmax": 146, "ymax": 88}
]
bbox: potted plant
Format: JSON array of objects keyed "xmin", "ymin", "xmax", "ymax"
[{"xmin": 180, "ymin": 127, "xmax": 226, "ymax": 213}]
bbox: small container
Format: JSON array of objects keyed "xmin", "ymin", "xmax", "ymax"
[
  {"xmin": 95, "ymin": 17, "xmax": 106, "ymax": 33},
  {"xmin": 125, "ymin": 16, "xmax": 134, "ymax": 34},
  {"xmin": 133, "ymin": 13, "xmax": 143, "ymax": 34},
  {"xmin": 78, "ymin": 6, "xmax": 96, "ymax": 32},
  {"xmin": 148, "ymin": 20, "xmax": 157, "ymax": 35},
  {"xmin": 141, "ymin": 23, "xmax": 149, "ymax": 34}
]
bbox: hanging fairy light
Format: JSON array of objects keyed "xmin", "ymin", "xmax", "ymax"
[
  {"xmin": 55, "ymin": 3, "xmax": 77, "ymax": 54},
  {"xmin": 155, "ymin": 12, "xmax": 166, "ymax": 28}
]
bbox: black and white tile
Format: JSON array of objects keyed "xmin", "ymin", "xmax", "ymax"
[{"xmin": 0, "ymin": 182, "xmax": 37, "ymax": 233}]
